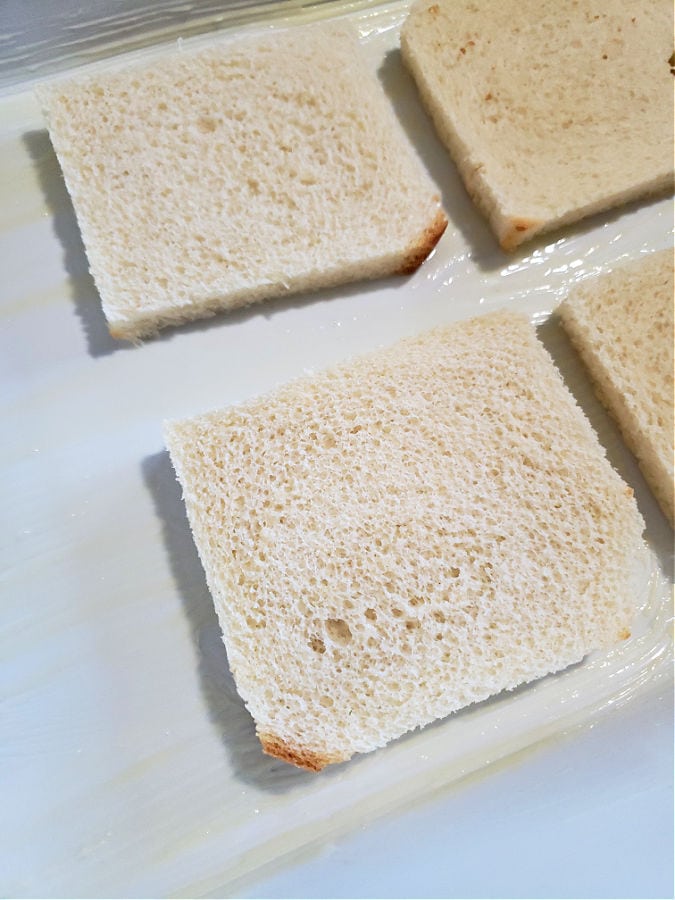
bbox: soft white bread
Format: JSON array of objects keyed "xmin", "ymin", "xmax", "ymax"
[
  {"xmin": 37, "ymin": 23, "xmax": 446, "ymax": 341},
  {"xmin": 559, "ymin": 250, "xmax": 674, "ymax": 526},
  {"xmin": 400, "ymin": 0, "xmax": 674, "ymax": 250},
  {"xmin": 165, "ymin": 310, "xmax": 645, "ymax": 771}
]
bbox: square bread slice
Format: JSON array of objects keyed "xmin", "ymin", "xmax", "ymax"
[
  {"xmin": 165, "ymin": 310, "xmax": 645, "ymax": 771},
  {"xmin": 559, "ymin": 250, "xmax": 674, "ymax": 525},
  {"xmin": 400, "ymin": 0, "xmax": 674, "ymax": 250},
  {"xmin": 37, "ymin": 23, "xmax": 446, "ymax": 341}
]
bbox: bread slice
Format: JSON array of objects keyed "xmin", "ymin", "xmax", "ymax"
[
  {"xmin": 165, "ymin": 310, "xmax": 645, "ymax": 771},
  {"xmin": 400, "ymin": 0, "xmax": 674, "ymax": 250},
  {"xmin": 559, "ymin": 250, "xmax": 674, "ymax": 526},
  {"xmin": 37, "ymin": 23, "xmax": 446, "ymax": 341}
]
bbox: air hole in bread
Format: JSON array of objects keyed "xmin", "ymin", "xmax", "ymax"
[
  {"xmin": 325, "ymin": 618, "xmax": 352, "ymax": 645},
  {"xmin": 309, "ymin": 636, "xmax": 326, "ymax": 654},
  {"xmin": 197, "ymin": 115, "xmax": 217, "ymax": 133}
]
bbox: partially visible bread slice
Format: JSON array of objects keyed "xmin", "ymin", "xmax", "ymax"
[
  {"xmin": 559, "ymin": 250, "xmax": 674, "ymax": 525},
  {"xmin": 37, "ymin": 22, "xmax": 446, "ymax": 341},
  {"xmin": 400, "ymin": 0, "xmax": 674, "ymax": 250},
  {"xmin": 165, "ymin": 310, "xmax": 645, "ymax": 771}
]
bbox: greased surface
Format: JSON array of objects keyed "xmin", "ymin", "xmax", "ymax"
[{"xmin": 1, "ymin": 2, "xmax": 672, "ymax": 896}]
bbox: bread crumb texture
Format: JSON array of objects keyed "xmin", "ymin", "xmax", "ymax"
[
  {"xmin": 401, "ymin": 0, "xmax": 674, "ymax": 249},
  {"xmin": 165, "ymin": 310, "xmax": 645, "ymax": 770},
  {"xmin": 37, "ymin": 23, "xmax": 446, "ymax": 340},
  {"xmin": 559, "ymin": 249, "xmax": 674, "ymax": 525}
]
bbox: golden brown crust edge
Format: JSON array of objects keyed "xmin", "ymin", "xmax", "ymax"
[
  {"xmin": 397, "ymin": 207, "xmax": 448, "ymax": 275},
  {"xmin": 258, "ymin": 732, "xmax": 350, "ymax": 772}
]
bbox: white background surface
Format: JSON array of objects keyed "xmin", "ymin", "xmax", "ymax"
[{"xmin": 1, "ymin": 2, "xmax": 673, "ymax": 897}]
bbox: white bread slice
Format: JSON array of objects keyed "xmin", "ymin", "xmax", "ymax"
[
  {"xmin": 37, "ymin": 23, "xmax": 446, "ymax": 341},
  {"xmin": 165, "ymin": 310, "xmax": 645, "ymax": 771},
  {"xmin": 400, "ymin": 0, "xmax": 674, "ymax": 250},
  {"xmin": 559, "ymin": 250, "xmax": 674, "ymax": 526}
]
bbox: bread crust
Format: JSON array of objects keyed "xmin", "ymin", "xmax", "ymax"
[
  {"xmin": 258, "ymin": 732, "xmax": 349, "ymax": 772},
  {"xmin": 397, "ymin": 207, "xmax": 448, "ymax": 274}
]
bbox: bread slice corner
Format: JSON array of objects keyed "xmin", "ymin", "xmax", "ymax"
[{"xmin": 257, "ymin": 733, "xmax": 349, "ymax": 772}]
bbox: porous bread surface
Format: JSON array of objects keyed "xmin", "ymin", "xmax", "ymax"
[
  {"xmin": 37, "ymin": 22, "xmax": 446, "ymax": 340},
  {"xmin": 559, "ymin": 250, "xmax": 675, "ymax": 526},
  {"xmin": 400, "ymin": 0, "xmax": 674, "ymax": 249},
  {"xmin": 165, "ymin": 311, "xmax": 645, "ymax": 770}
]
